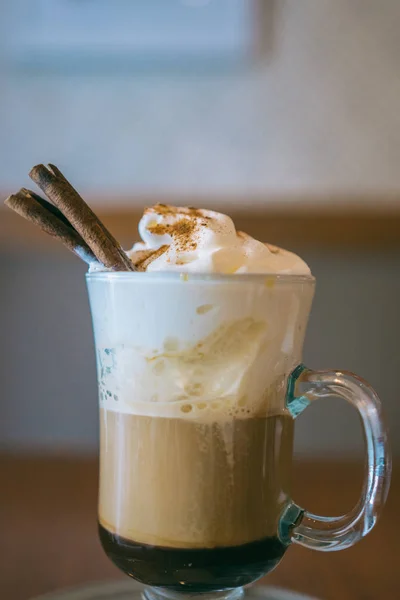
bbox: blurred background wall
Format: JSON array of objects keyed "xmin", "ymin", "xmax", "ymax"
[
  {"xmin": 1, "ymin": 0, "xmax": 400, "ymax": 195},
  {"xmin": 1, "ymin": 0, "xmax": 399, "ymax": 458}
]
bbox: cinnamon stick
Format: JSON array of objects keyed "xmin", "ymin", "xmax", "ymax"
[
  {"xmin": 22, "ymin": 188, "xmax": 76, "ymax": 229},
  {"xmin": 29, "ymin": 164, "xmax": 135, "ymax": 271},
  {"xmin": 5, "ymin": 188, "xmax": 98, "ymax": 266}
]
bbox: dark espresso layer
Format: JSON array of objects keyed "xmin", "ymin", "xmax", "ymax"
[{"xmin": 99, "ymin": 524, "xmax": 287, "ymax": 591}]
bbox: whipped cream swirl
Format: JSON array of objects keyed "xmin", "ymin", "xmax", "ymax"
[{"xmin": 126, "ymin": 205, "xmax": 310, "ymax": 275}]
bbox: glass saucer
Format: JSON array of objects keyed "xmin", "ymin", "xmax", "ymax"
[{"xmin": 31, "ymin": 580, "xmax": 320, "ymax": 600}]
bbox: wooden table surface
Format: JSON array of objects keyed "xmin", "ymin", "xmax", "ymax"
[{"xmin": 1, "ymin": 456, "xmax": 397, "ymax": 600}]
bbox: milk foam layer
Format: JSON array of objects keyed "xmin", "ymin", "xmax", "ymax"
[
  {"xmin": 88, "ymin": 205, "xmax": 313, "ymax": 421},
  {"xmin": 126, "ymin": 205, "xmax": 311, "ymax": 275},
  {"xmin": 88, "ymin": 274, "xmax": 314, "ymax": 421}
]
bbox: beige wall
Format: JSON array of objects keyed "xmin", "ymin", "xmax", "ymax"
[{"xmin": 0, "ymin": 0, "xmax": 400, "ymax": 198}]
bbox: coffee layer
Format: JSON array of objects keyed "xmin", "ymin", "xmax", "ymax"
[{"xmin": 99, "ymin": 409, "xmax": 294, "ymax": 549}]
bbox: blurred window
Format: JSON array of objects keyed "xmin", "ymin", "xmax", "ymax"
[{"xmin": 4, "ymin": 0, "xmax": 253, "ymax": 69}]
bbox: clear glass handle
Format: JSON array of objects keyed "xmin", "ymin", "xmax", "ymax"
[{"xmin": 280, "ymin": 364, "xmax": 391, "ymax": 551}]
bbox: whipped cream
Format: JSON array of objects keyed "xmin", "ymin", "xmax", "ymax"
[
  {"xmin": 126, "ymin": 205, "xmax": 311, "ymax": 275},
  {"xmin": 87, "ymin": 274, "xmax": 314, "ymax": 422}
]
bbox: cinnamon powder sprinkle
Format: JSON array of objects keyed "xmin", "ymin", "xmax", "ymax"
[
  {"xmin": 145, "ymin": 204, "xmax": 206, "ymax": 253},
  {"xmin": 131, "ymin": 245, "xmax": 169, "ymax": 271}
]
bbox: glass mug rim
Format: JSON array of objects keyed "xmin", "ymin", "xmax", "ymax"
[{"xmin": 86, "ymin": 271, "xmax": 316, "ymax": 285}]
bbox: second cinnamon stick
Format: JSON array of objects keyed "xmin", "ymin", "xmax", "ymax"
[{"xmin": 29, "ymin": 164, "xmax": 135, "ymax": 271}]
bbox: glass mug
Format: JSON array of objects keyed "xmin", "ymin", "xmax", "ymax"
[{"xmin": 87, "ymin": 272, "xmax": 391, "ymax": 600}]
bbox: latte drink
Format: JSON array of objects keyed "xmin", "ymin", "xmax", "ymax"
[{"xmin": 87, "ymin": 204, "xmax": 314, "ymax": 591}]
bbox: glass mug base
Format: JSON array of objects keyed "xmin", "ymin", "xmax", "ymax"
[
  {"xmin": 99, "ymin": 524, "xmax": 287, "ymax": 591},
  {"xmin": 32, "ymin": 580, "xmax": 320, "ymax": 600}
]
